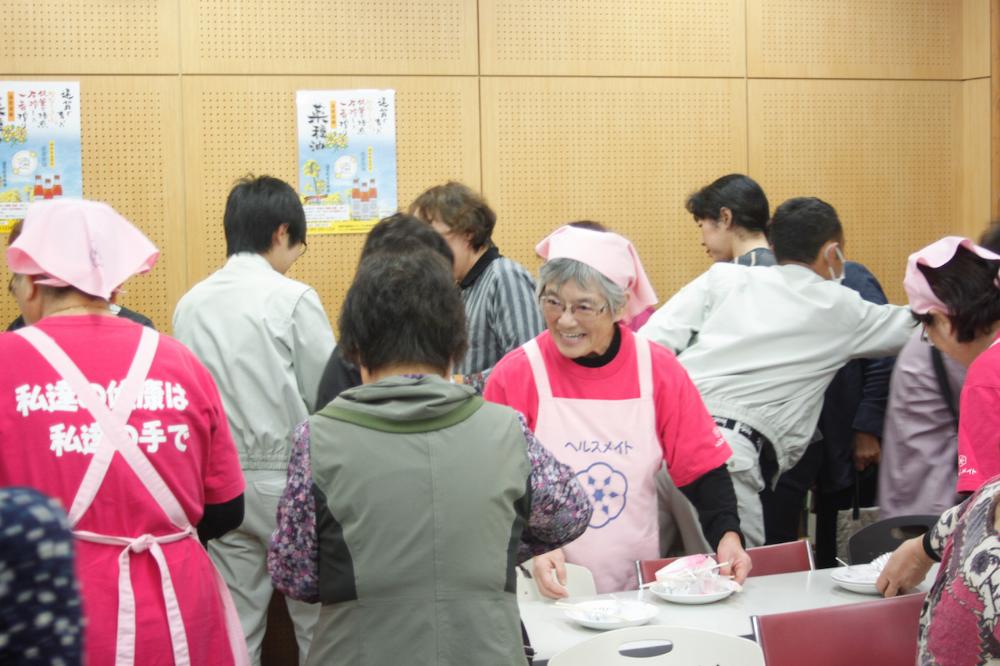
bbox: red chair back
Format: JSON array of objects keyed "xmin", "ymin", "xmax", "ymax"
[
  {"xmin": 751, "ymin": 592, "xmax": 925, "ymax": 666},
  {"xmin": 636, "ymin": 540, "xmax": 814, "ymax": 585}
]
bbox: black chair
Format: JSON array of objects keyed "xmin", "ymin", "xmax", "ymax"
[{"xmin": 848, "ymin": 514, "xmax": 939, "ymax": 564}]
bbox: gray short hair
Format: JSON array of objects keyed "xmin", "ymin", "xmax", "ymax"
[{"xmin": 537, "ymin": 258, "xmax": 627, "ymax": 314}]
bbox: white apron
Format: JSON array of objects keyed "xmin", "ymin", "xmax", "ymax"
[
  {"xmin": 524, "ymin": 336, "xmax": 662, "ymax": 592},
  {"xmin": 16, "ymin": 325, "xmax": 249, "ymax": 666}
]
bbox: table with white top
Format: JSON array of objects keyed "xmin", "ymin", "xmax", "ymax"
[{"xmin": 519, "ymin": 566, "xmax": 937, "ymax": 662}]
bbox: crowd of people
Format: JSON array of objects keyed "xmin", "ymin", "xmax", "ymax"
[{"xmin": 1, "ymin": 173, "xmax": 998, "ymax": 664}]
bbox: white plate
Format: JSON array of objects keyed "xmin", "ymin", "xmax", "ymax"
[
  {"xmin": 563, "ymin": 600, "xmax": 659, "ymax": 630},
  {"xmin": 830, "ymin": 566, "xmax": 881, "ymax": 595},
  {"xmin": 648, "ymin": 583, "xmax": 734, "ymax": 605}
]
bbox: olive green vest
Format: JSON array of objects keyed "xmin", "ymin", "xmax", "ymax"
[{"xmin": 306, "ymin": 376, "xmax": 531, "ymax": 666}]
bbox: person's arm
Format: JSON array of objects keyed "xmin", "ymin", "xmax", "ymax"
[
  {"xmin": 517, "ymin": 413, "xmax": 592, "ymax": 599},
  {"xmin": 517, "ymin": 413, "xmax": 591, "ymax": 561},
  {"xmin": 876, "ymin": 494, "xmax": 966, "ymax": 597},
  {"xmin": 291, "ymin": 289, "xmax": 337, "ymax": 413},
  {"xmin": 267, "ymin": 420, "xmax": 320, "ymax": 603},
  {"xmin": 489, "ymin": 262, "xmax": 545, "ymax": 357},
  {"xmin": 639, "ymin": 270, "xmax": 713, "ymax": 354},
  {"xmin": 679, "ymin": 466, "xmax": 752, "ymax": 583},
  {"xmin": 844, "ymin": 265, "xmax": 896, "ymax": 470},
  {"xmin": 198, "ymin": 494, "xmax": 244, "ymax": 545},
  {"xmin": 678, "ymin": 465, "xmax": 742, "ymax": 549},
  {"xmin": 847, "ymin": 295, "xmax": 915, "ymax": 361}
]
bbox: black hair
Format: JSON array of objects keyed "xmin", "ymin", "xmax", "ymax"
[
  {"xmin": 769, "ymin": 197, "xmax": 843, "ymax": 264},
  {"xmin": 567, "ymin": 220, "xmax": 608, "ymax": 232},
  {"xmin": 979, "ymin": 221, "xmax": 1000, "ymax": 254},
  {"xmin": 913, "ymin": 246, "xmax": 1000, "ymax": 343},
  {"xmin": 685, "ymin": 174, "xmax": 770, "ymax": 234},
  {"xmin": 360, "ymin": 213, "xmax": 454, "ymax": 266},
  {"xmin": 223, "ymin": 175, "xmax": 306, "ymax": 257},
  {"xmin": 337, "ymin": 249, "xmax": 468, "ymax": 373},
  {"xmin": 408, "ymin": 181, "xmax": 496, "ymax": 251}
]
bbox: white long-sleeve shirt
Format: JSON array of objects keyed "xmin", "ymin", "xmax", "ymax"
[
  {"xmin": 173, "ymin": 253, "xmax": 336, "ymax": 471},
  {"xmin": 640, "ymin": 263, "xmax": 914, "ymax": 473}
]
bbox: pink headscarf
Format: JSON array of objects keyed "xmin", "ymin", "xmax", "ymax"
[
  {"xmin": 903, "ymin": 235, "xmax": 1000, "ymax": 314},
  {"xmin": 535, "ymin": 225, "xmax": 658, "ymax": 322},
  {"xmin": 7, "ymin": 199, "xmax": 159, "ymax": 300}
]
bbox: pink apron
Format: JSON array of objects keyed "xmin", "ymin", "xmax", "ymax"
[
  {"xmin": 524, "ymin": 336, "xmax": 661, "ymax": 592},
  {"xmin": 16, "ymin": 326, "xmax": 249, "ymax": 666}
]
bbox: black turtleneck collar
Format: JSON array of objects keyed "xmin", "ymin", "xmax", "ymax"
[
  {"xmin": 572, "ymin": 324, "xmax": 622, "ymax": 368},
  {"xmin": 459, "ymin": 246, "xmax": 501, "ymax": 290}
]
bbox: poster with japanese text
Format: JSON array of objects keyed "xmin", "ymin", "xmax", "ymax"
[
  {"xmin": 0, "ymin": 82, "xmax": 82, "ymax": 232},
  {"xmin": 296, "ymin": 89, "xmax": 397, "ymax": 234}
]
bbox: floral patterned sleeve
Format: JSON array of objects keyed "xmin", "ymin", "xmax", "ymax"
[
  {"xmin": 267, "ymin": 420, "xmax": 319, "ymax": 603},
  {"xmin": 516, "ymin": 412, "xmax": 592, "ymax": 563},
  {"xmin": 927, "ymin": 478, "xmax": 1000, "ymax": 556}
]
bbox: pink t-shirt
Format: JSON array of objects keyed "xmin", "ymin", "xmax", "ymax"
[
  {"xmin": 484, "ymin": 326, "xmax": 731, "ymax": 487},
  {"xmin": 0, "ymin": 315, "xmax": 244, "ymax": 665},
  {"xmin": 957, "ymin": 335, "xmax": 1000, "ymax": 493}
]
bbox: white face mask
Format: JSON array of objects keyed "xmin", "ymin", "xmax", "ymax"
[{"xmin": 826, "ymin": 245, "xmax": 846, "ymax": 283}]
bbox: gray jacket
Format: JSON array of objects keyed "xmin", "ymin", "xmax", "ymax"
[{"xmin": 307, "ymin": 376, "xmax": 530, "ymax": 666}]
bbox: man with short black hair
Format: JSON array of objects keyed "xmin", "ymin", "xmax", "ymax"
[
  {"xmin": 642, "ymin": 196, "xmax": 913, "ymax": 546},
  {"xmin": 173, "ymin": 175, "xmax": 334, "ymax": 664}
]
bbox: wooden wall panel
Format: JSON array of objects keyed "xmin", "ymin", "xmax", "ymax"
[
  {"xmin": 0, "ymin": 76, "xmax": 183, "ymax": 331},
  {"xmin": 748, "ymin": 0, "xmax": 962, "ymax": 79},
  {"xmin": 962, "ymin": 78, "xmax": 992, "ymax": 237},
  {"xmin": 182, "ymin": 76, "xmax": 480, "ymax": 331},
  {"xmin": 481, "ymin": 77, "xmax": 747, "ymax": 301},
  {"xmin": 0, "ymin": 1, "xmax": 178, "ymax": 73},
  {"xmin": 481, "ymin": 0, "xmax": 744, "ymax": 76},
  {"xmin": 993, "ymin": 0, "xmax": 1000, "ymax": 220},
  {"xmin": 180, "ymin": 0, "xmax": 478, "ymax": 75},
  {"xmin": 748, "ymin": 79, "xmax": 961, "ymax": 304},
  {"xmin": 963, "ymin": 0, "xmax": 991, "ymax": 78}
]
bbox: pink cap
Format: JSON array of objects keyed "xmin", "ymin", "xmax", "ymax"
[
  {"xmin": 904, "ymin": 236, "xmax": 1000, "ymax": 314},
  {"xmin": 7, "ymin": 199, "xmax": 159, "ymax": 300},
  {"xmin": 535, "ymin": 225, "xmax": 658, "ymax": 322}
]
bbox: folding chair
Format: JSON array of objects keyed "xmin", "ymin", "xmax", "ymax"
[
  {"xmin": 549, "ymin": 625, "xmax": 764, "ymax": 666},
  {"xmin": 516, "ymin": 560, "xmax": 596, "ymax": 601},
  {"xmin": 751, "ymin": 592, "xmax": 924, "ymax": 666},
  {"xmin": 635, "ymin": 539, "xmax": 815, "ymax": 586},
  {"xmin": 848, "ymin": 514, "xmax": 939, "ymax": 564}
]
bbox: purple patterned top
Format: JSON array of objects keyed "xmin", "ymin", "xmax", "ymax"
[{"xmin": 267, "ymin": 412, "xmax": 591, "ymax": 602}]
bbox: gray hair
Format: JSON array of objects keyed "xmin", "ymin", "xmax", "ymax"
[{"xmin": 537, "ymin": 258, "xmax": 627, "ymax": 314}]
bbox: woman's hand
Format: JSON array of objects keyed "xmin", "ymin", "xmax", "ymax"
[
  {"xmin": 716, "ymin": 531, "xmax": 752, "ymax": 584},
  {"xmin": 876, "ymin": 536, "xmax": 934, "ymax": 597},
  {"xmin": 531, "ymin": 548, "xmax": 570, "ymax": 599}
]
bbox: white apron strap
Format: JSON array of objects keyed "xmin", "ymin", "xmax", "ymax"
[
  {"xmin": 635, "ymin": 335, "xmax": 653, "ymax": 398},
  {"xmin": 15, "ymin": 326, "xmax": 190, "ymax": 530},
  {"xmin": 523, "ymin": 338, "xmax": 554, "ymax": 399}
]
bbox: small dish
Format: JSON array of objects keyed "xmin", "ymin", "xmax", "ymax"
[
  {"xmin": 830, "ymin": 566, "xmax": 881, "ymax": 595},
  {"xmin": 562, "ymin": 600, "xmax": 659, "ymax": 630},
  {"xmin": 648, "ymin": 582, "xmax": 735, "ymax": 605}
]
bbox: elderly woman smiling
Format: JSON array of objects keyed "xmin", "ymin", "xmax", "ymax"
[{"xmin": 484, "ymin": 224, "xmax": 751, "ymax": 595}]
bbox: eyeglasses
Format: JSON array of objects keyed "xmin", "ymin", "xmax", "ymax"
[
  {"xmin": 299, "ymin": 240, "xmax": 308, "ymax": 256},
  {"xmin": 539, "ymin": 295, "xmax": 608, "ymax": 322},
  {"xmin": 920, "ymin": 325, "xmax": 934, "ymax": 346},
  {"xmin": 7, "ymin": 274, "xmax": 16, "ymax": 296}
]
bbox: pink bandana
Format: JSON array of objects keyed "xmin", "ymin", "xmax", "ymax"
[
  {"xmin": 536, "ymin": 225, "xmax": 658, "ymax": 321},
  {"xmin": 903, "ymin": 236, "xmax": 1000, "ymax": 314},
  {"xmin": 7, "ymin": 199, "xmax": 159, "ymax": 300}
]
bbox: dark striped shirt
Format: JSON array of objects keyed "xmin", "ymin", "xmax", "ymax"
[{"xmin": 459, "ymin": 252, "xmax": 545, "ymax": 375}]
